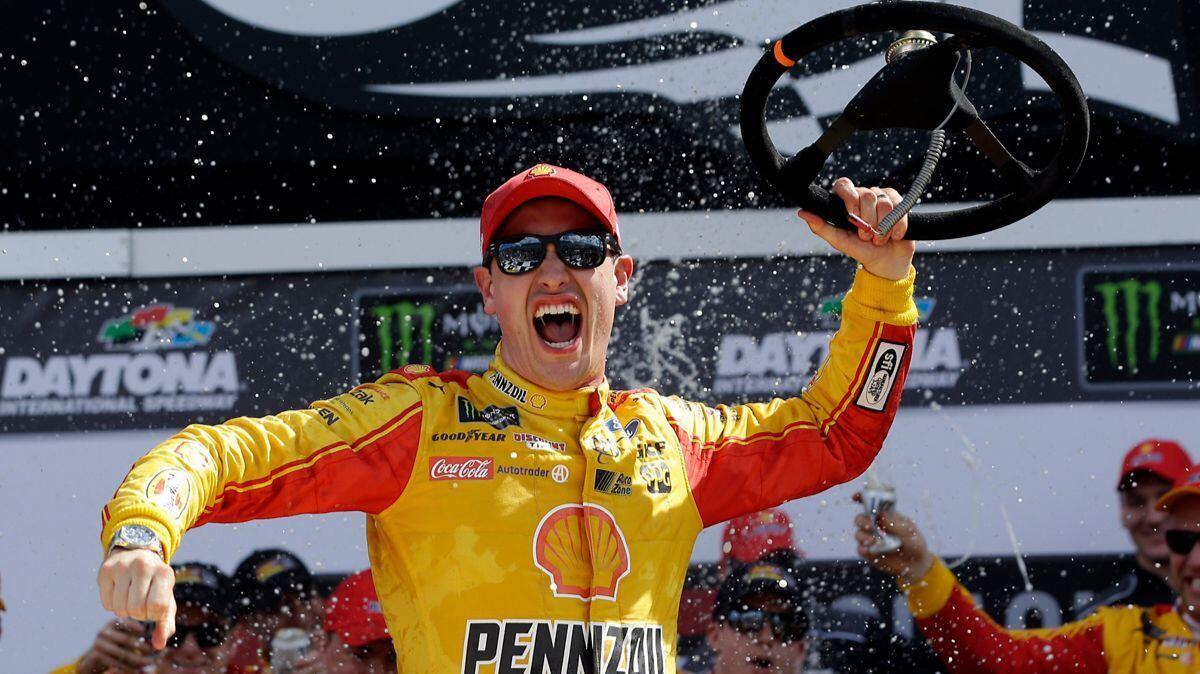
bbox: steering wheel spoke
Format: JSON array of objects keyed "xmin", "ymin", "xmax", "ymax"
[{"xmin": 964, "ymin": 117, "xmax": 1038, "ymax": 191}]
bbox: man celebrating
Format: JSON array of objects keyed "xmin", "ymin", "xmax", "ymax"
[{"xmin": 98, "ymin": 164, "xmax": 918, "ymax": 673}]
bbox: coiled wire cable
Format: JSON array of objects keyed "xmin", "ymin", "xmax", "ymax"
[{"xmin": 873, "ymin": 50, "xmax": 971, "ymax": 235}]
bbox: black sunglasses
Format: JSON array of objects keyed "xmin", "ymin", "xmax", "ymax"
[
  {"xmin": 167, "ymin": 621, "xmax": 229, "ymax": 649},
  {"xmin": 1166, "ymin": 529, "xmax": 1200, "ymax": 556},
  {"xmin": 484, "ymin": 230, "xmax": 621, "ymax": 275},
  {"xmin": 721, "ymin": 609, "xmax": 808, "ymax": 644}
]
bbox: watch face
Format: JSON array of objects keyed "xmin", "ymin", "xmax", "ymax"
[{"xmin": 119, "ymin": 525, "xmax": 157, "ymax": 547}]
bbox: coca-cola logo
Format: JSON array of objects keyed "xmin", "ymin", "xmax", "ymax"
[{"xmin": 429, "ymin": 456, "xmax": 495, "ymax": 481}]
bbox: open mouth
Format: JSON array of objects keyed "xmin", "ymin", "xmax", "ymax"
[
  {"xmin": 748, "ymin": 656, "xmax": 774, "ymax": 669},
  {"xmin": 534, "ymin": 302, "xmax": 582, "ymax": 350}
]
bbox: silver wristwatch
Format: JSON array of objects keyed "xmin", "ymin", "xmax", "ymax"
[{"xmin": 107, "ymin": 524, "xmax": 163, "ymax": 558}]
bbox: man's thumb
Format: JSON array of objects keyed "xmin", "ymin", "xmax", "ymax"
[
  {"xmin": 152, "ymin": 597, "xmax": 177, "ymax": 650},
  {"xmin": 796, "ymin": 209, "xmax": 833, "ymax": 237}
]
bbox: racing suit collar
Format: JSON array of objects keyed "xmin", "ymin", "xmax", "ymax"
[{"xmin": 483, "ymin": 344, "xmax": 611, "ymax": 419}]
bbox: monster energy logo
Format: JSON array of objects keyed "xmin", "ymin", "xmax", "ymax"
[
  {"xmin": 1094, "ymin": 278, "xmax": 1162, "ymax": 374},
  {"xmin": 372, "ymin": 301, "xmax": 436, "ymax": 372}
]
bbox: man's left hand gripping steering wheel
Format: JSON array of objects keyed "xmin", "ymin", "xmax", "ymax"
[{"xmin": 796, "ymin": 176, "xmax": 917, "ymax": 281}]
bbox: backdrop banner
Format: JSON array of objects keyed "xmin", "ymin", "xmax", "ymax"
[
  {"xmin": 2, "ymin": 0, "xmax": 1197, "ymax": 229},
  {"xmin": 1, "ymin": 246, "xmax": 1196, "ymax": 433}
]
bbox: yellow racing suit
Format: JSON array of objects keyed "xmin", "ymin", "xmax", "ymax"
[{"xmin": 101, "ymin": 267, "xmax": 918, "ymax": 674}]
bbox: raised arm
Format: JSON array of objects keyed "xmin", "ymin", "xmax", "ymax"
[
  {"xmin": 664, "ymin": 266, "xmax": 917, "ymax": 526},
  {"xmin": 665, "ymin": 179, "xmax": 920, "ymax": 526},
  {"xmin": 856, "ymin": 508, "xmax": 1109, "ymax": 674},
  {"xmin": 97, "ymin": 370, "xmax": 427, "ymax": 648}
]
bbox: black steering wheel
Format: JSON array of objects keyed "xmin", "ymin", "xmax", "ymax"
[{"xmin": 740, "ymin": 2, "xmax": 1090, "ymax": 240}]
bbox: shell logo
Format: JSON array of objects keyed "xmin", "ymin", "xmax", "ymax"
[
  {"xmin": 526, "ymin": 164, "xmax": 556, "ymax": 179},
  {"xmin": 533, "ymin": 503, "xmax": 630, "ymax": 601}
]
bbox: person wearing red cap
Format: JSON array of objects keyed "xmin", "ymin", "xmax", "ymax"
[
  {"xmin": 719, "ymin": 508, "xmax": 802, "ymax": 579},
  {"xmin": 1076, "ymin": 439, "xmax": 1194, "ymax": 615},
  {"xmin": 316, "ymin": 570, "xmax": 395, "ymax": 674},
  {"xmin": 852, "ymin": 471, "xmax": 1200, "ymax": 674},
  {"xmin": 97, "ymin": 164, "xmax": 918, "ymax": 673}
]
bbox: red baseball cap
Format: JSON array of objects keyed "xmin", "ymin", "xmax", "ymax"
[
  {"xmin": 325, "ymin": 570, "xmax": 389, "ymax": 647},
  {"xmin": 721, "ymin": 508, "xmax": 800, "ymax": 565},
  {"xmin": 1118, "ymin": 439, "xmax": 1192, "ymax": 489},
  {"xmin": 1156, "ymin": 463, "xmax": 1200, "ymax": 511},
  {"xmin": 479, "ymin": 163, "xmax": 620, "ymax": 260}
]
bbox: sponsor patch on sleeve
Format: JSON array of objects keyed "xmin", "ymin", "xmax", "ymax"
[
  {"xmin": 145, "ymin": 469, "xmax": 191, "ymax": 520},
  {"xmin": 169, "ymin": 440, "xmax": 212, "ymax": 472},
  {"xmin": 855, "ymin": 340, "xmax": 907, "ymax": 412}
]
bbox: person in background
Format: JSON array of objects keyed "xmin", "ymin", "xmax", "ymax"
[
  {"xmin": 698, "ymin": 562, "xmax": 810, "ymax": 674},
  {"xmin": 1076, "ymin": 439, "xmax": 1192, "ymax": 615},
  {"xmin": 855, "ymin": 467, "xmax": 1200, "ymax": 674},
  {"xmin": 69, "ymin": 618, "xmax": 157, "ymax": 674},
  {"xmin": 720, "ymin": 509, "xmax": 803, "ymax": 580},
  {"xmin": 158, "ymin": 563, "xmax": 238, "ymax": 674},
  {"xmin": 226, "ymin": 549, "xmax": 325, "ymax": 674},
  {"xmin": 679, "ymin": 509, "xmax": 803, "ymax": 673},
  {"xmin": 314, "ymin": 570, "xmax": 396, "ymax": 674},
  {"xmin": 59, "ymin": 562, "xmax": 235, "ymax": 674}
]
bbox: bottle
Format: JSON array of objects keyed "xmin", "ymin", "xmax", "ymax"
[
  {"xmin": 270, "ymin": 627, "xmax": 311, "ymax": 674},
  {"xmin": 861, "ymin": 483, "xmax": 902, "ymax": 554}
]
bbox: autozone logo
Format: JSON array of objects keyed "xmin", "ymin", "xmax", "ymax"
[
  {"xmin": 462, "ymin": 620, "xmax": 667, "ymax": 674},
  {"xmin": 429, "ymin": 456, "xmax": 494, "ymax": 480}
]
